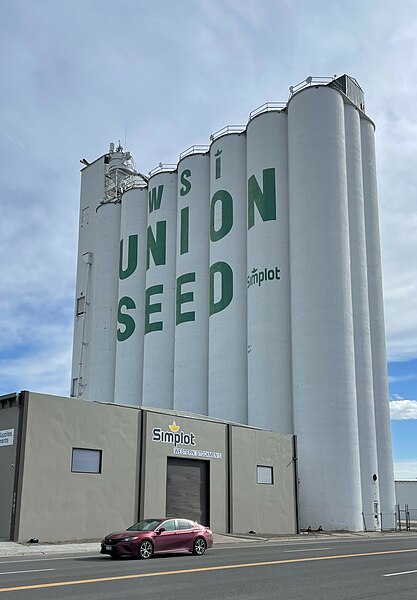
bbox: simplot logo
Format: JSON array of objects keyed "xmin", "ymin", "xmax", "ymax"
[
  {"xmin": 247, "ymin": 266, "xmax": 281, "ymax": 289},
  {"xmin": 152, "ymin": 421, "xmax": 196, "ymax": 447}
]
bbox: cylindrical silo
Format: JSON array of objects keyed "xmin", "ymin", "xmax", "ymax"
[
  {"xmin": 288, "ymin": 85, "xmax": 362, "ymax": 530},
  {"xmin": 246, "ymin": 110, "xmax": 293, "ymax": 434},
  {"xmin": 88, "ymin": 200, "xmax": 121, "ymax": 403},
  {"xmin": 345, "ymin": 104, "xmax": 380, "ymax": 529},
  {"xmin": 208, "ymin": 132, "xmax": 247, "ymax": 424},
  {"xmin": 70, "ymin": 157, "xmax": 105, "ymax": 399},
  {"xmin": 142, "ymin": 169, "xmax": 177, "ymax": 409},
  {"xmin": 361, "ymin": 116, "xmax": 396, "ymax": 527},
  {"xmin": 174, "ymin": 152, "xmax": 210, "ymax": 414},
  {"xmin": 114, "ymin": 185, "xmax": 148, "ymax": 406}
]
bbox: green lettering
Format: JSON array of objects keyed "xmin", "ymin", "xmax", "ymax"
[
  {"xmin": 145, "ymin": 285, "xmax": 163, "ymax": 333},
  {"xmin": 210, "ymin": 190, "xmax": 233, "ymax": 242},
  {"xmin": 209, "ymin": 261, "xmax": 233, "ymax": 315},
  {"xmin": 147, "ymin": 221, "xmax": 166, "ymax": 269},
  {"xmin": 176, "ymin": 272, "xmax": 196, "ymax": 324},
  {"xmin": 248, "ymin": 168, "xmax": 276, "ymax": 229},
  {"xmin": 215, "ymin": 150, "xmax": 222, "ymax": 179},
  {"xmin": 119, "ymin": 235, "xmax": 138, "ymax": 280},
  {"xmin": 148, "ymin": 185, "xmax": 164, "ymax": 213},
  {"xmin": 180, "ymin": 169, "xmax": 191, "ymax": 196},
  {"xmin": 117, "ymin": 296, "xmax": 136, "ymax": 341},
  {"xmin": 180, "ymin": 207, "xmax": 189, "ymax": 255}
]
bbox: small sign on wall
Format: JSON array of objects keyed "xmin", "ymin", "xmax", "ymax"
[{"xmin": 0, "ymin": 429, "xmax": 14, "ymax": 447}]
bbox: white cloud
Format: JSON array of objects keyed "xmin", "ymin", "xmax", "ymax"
[
  {"xmin": 394, "ymin": 460, "xmax": 417, "ymax": 480},
  {"xmin": 390, "ymin": 400, "xmax": 417, "ymax": 420},
  {"xmin": 0, "ymin": 0, "xmax": 417, "ymax": 399}
]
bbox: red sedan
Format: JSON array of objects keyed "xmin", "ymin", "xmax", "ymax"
[{"xmin": 101, "ymin": 518, "xmax": 213, "ymax": 559}]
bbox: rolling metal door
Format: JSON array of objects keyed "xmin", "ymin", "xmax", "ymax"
[{"xmin": 166, "ymin": 458, "xmax": 209, "ymax": 526}]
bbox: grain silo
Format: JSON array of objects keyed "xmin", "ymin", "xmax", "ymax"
[{"xmin": 71, "ymin": 75, "xmax": 395, "ymax": 531}]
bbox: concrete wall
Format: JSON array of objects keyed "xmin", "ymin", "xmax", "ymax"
[
  {"xmin": 17, "ymin": 393, "xmax": 140, "ymax": 543},
  {"xmin": 230, "ymin": 426, "xmax": 297, "ymax": 534},
  {"xmin": 141, "ymin": 410, "xmax": 228, "ymax": 533},
  {"xmin": 0, "ymin": 396, "xmax": 20, "ymax": 540},
  {"xmin": 11, "ymin": 392, "xmax": 297, "ymax": 542},
  {"xmin": 395, "ymin": 481, "xmax": 417, "ymax": 508}
]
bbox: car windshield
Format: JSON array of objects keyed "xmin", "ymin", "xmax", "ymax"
[{"xmin": 126, "ymin": 519, "xmax": 161, "ymax": 532}]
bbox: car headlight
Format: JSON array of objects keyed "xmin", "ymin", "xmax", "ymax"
[{"xmin": 120, "ymin": 536, "xmax": 138, "ymax": 542}]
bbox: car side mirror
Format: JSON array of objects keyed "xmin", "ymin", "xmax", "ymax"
[{"xmin": 156, "ymin": 527, "xmax": 165, "ymax": 535}]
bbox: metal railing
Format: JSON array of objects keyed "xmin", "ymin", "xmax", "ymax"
[
  {"xmin": 362, "ymin": 511, "xmax": 397, "ymax": 532},
  {"xmin": 179, "ymin": 145, "xmax": 210, "ymax": 160},
  {"xmin": 148, "ymin": 163, "xmax": 177, "ymax": 176},
  {"xmin": 248, "ymin": 102, "xmax": 286, "ymax": 121},
  {"xmin": 209, "ymin": 125, "xmax": 246, "ymax": 142},
  {"xmin": 289, "ymin": 76, "xmax": 335, "ymax": 98},
  {"xmin": 397, "ymin": 504, "xmax": 417, "ymax": 531}
]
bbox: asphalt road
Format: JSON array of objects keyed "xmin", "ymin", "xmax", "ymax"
[{"xmin": 1, "ymin": 535, "xmax": 417, "ymax": 599}]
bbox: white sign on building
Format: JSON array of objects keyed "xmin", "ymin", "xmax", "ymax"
[{"xmin": 0, "ymin": 429, "xmax": 14, "ymax": 447}]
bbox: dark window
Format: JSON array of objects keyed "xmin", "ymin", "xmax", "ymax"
[
  {"xmin": 71, "ymin": 448, "xmax": 102, "ymax": 474},
  {"xmin": 127, "ymin": 520, "xmax": 161, "ymax": 532},
  {"xmin": 177, "ymin": 519, "xmax": 194, "ymax": 530},
  {"xmin": 161, "ymin": 519, "xmax": 176, "ymax": 531},
  {"xmin": 76, "ymin": 296, "xmax": 86, "ymax": 315}
]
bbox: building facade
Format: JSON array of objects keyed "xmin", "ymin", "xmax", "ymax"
[
  {"xmin": 70, "ymin": 75, "xmax": 396, "ymax": 531},
  {"xmin": 0, "ymin": 392, "xmax": 297, "ymax": 542}
]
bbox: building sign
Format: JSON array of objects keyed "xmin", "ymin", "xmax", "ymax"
[
  {"xmin": 152, "ymin": 421, "xmax": 196, "ymax": 447},
  {"xmin": 152, "ymin": 421, "xmax": 222, "ymax": 459},
  {"xmin": 0, "ymin": 428, "xmax": 14, "ymax": 447},
  {"xmin": 173, "ymin": 448, "xmax": 222, "ymax": 459}
]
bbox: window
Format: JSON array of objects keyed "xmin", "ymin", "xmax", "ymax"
[
  {"xmin": 76, "ymin": 296, "xmax": 86, "ymax": 315},
  {"xmin": 161, "ymin": 519, "xmax": 176, "ymax": 531},
  {"xmin": 257, "ymin": 465, "xmax": 273, "ymax": 485},
  {"xmin": 71, "ymin": 448, "xmax": 102, "ymax": 474},
  {"xmin": 71, "ymin": 378, "xmax": 78, "ymax": 397},
  {"xmin": 81, "ymin": 207, "xmax": 89, "ymax": 226},
  {"xmin": 177, "ymin": 519, "xmax": 194, "ymax": 530}
]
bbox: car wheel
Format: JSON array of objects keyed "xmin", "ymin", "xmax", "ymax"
[
  {"xmin": 138, "ymin": 540, "xmax": 154, "ymax": 560},
  {"xmin": 193, "ymin": 537, "xmax": 207, "ymax": 556}
]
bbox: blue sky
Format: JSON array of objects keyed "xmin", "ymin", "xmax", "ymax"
[{"xmin": 0, "ymin": 0, "xmax": 416, "ymax": 478}]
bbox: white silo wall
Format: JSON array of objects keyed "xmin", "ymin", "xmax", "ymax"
[
  {"xmin": 246, "ymin": 111, "xmax": 293, "ymax": 433},
  {"xmin": 345, "ymin": 104, "xmax": 380, "ymax": 528},
  {"xmin": 209, "ymin": 133, "xmax": 248, "ymax": 424},
  {"xmin": 361, "ymin": 117, "xmax": 396, "ymax": 526},
  {"xmin": 88, "ymin": 201, "xmax": 121, "ymax": 403},
  {"xmin": 142, "ymin": 171, "xmax": 177, "ymax": 409},
  {"xmin": 288, "ymin": 86, "xmax": 362, "ymax": 530},
  {"xmin": 70, "ymin": 158, "xmax": 104, "ymax": 399},
  {"xmin": 114, "ymin": 187, "xmax": 148, "ymax": 406},
  {"xmin": 174, "ymin": 154, "xmax": 210, "ymax": 414}
]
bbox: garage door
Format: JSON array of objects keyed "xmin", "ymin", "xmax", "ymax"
[{"xmin": 166, "ymin": 457, "xmax": 209, "ymax": 526}]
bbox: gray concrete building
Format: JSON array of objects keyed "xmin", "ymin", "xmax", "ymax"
[{"xmin": 0, "ymin": 391, "xmax": 298, "ymax": 543}]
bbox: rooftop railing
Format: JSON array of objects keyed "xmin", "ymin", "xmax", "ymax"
[
  {"xmin": 248, "ymin": 102, "xmax": 286, "ymax": 121},
  {"xmin": 179, "ymin": 145, "xmax": 210, "ymax": 160},
  {"xmin": 148, "ymin": 163, "xmax": 177, "ymax": 176},
  {"xmin": 289, "ymin": 76, "xmax": 335, "ymax": 97},
  {"xmin": 209, "ymin": 125, "xmax": 246, "ymax": 142}
]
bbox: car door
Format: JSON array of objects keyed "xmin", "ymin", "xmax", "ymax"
[
  {"xmin": 153, "ymin": 519, "xmax": 178, "ymax": 553},
  {"xmin": 175, "ymin": 519, "xmax": 196, "ymax": 551}
]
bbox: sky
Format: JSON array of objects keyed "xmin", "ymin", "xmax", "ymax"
[{"xmin": 0, "ymin": 0, "xmax": 416, "ymax": 479}]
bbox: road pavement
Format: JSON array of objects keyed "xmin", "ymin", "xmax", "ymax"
[{"xmin": 0, "ymin": 534, "xmax": 417, "ymax": 599}]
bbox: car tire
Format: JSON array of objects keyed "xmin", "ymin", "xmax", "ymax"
[
  {"xmin": 192, "ymin": 537, "xmax": 207, "ymax": 556},
  {"xmin": 138, "ymin": 539, "xmax": 154, "ymax": 560}
]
